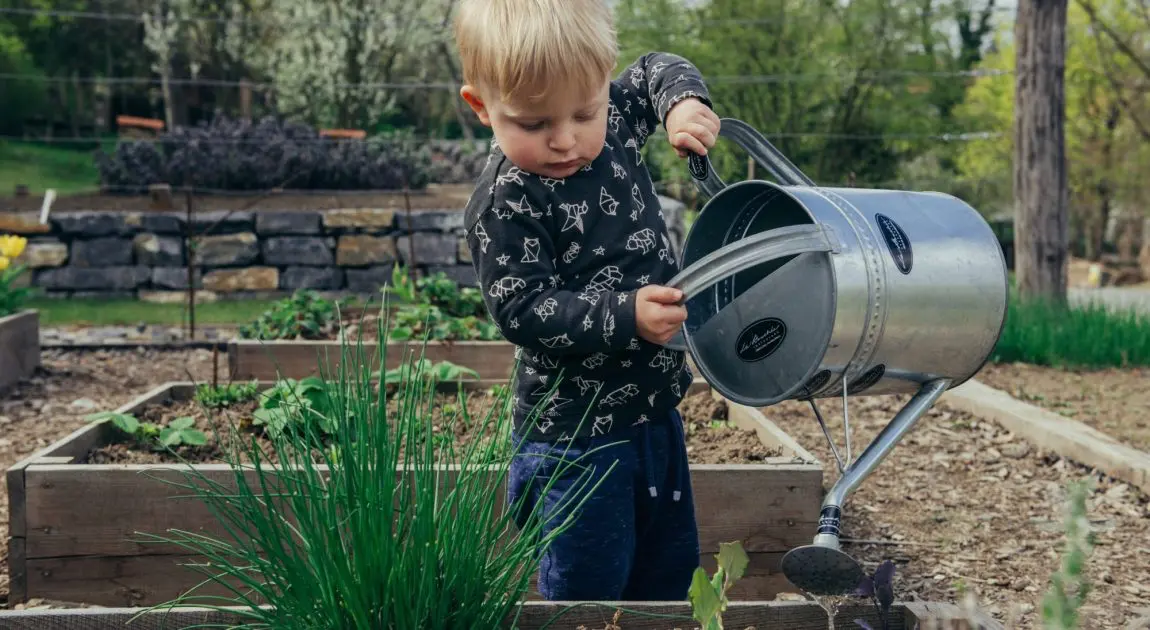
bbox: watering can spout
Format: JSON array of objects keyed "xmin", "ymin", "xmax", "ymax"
[{"xmin": 780, "ymin": 377, "xmax": 952, "ymax": 596}]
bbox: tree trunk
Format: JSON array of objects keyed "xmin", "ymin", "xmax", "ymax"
[{"xmin": 1013, "ymin": 0, "xmax": 1070, "ymax": 303}]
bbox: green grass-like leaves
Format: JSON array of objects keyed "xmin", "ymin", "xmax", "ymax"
[
  {"xmin": 992, "ymin": 291, "xmax": 1150, "ymax": 368},
  {"xmin": 131, "ymin": 318, "xmax": 615, "ymax": 629}
]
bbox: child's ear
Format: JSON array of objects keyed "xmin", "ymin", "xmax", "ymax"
[{"xmin": 460, "ymin": 85, "xmax": 492, "ymax": 127}]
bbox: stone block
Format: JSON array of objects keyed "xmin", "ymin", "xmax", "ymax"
[
  {"xmin": 322, "ymin": 209, "xmax": 396, "ymax": 231},
  {"xmin": 133, "ymin": 233, "xmax": 184, "ymax": 266},
  {"xmin": 52, "ymin": 212, "xmax": 134, "ymax": 236},
  {"xmin": 21, "ymin": 240, "xmax": 68, "ymax": 268},
  {"xmin": 139, "ymin": 290, "xmax": 219, "ymax": 305},
  {"xmin": 396, "ymin": 233, "xmax": 459, "ymax": 266},
  {"xmin": 195, "ymin": 232, "xmax": 259, "ymax": 266},
  {"xmin": 257, "ymin": 212, "xmax": 322, "ymax": 235},
  {"xmin": 336, "ymin": 235, "xmax": 398, "ymax": 267},
  {"xmin": 0, "ymin": 212, "xmax": 51, "ymax": 235},
  {"xmin": 396, "ymin": 210, "xmax": 465, "ymax": 232},
  {"xmin": 263, "ymin": 236, "xmax": 333, "ymax": 266},
  {"xmin": 190, "ymin": 210, "xmax": 254, "ymax": 233},
  {"xmin": 34, "ymin": 266, "xmax": 150, "ymax": 291},
  {"xmin": 427, "ymin": 265, "xmax": 478, "ymax": 288},
  {"xmin": 282, "ymin": 266, "xmax": 344, "ymax": 290},
  {"xmin": 71, "ymin": 237, "xmax": 134, "ymax": 267},
  {"xmin": 152, "ymin": 267, "xmax": 202, "ymax": 290},
  {"xmin": 346, "ymin": 265, "xmax": 397, "ymax": 293},
  {"xmin": 203, "ymin": 267, "xmax": 279, "ymax": 292},
  {"xmin": 135, "ymin": 213, "xmax": 187, "ymax": 235}
]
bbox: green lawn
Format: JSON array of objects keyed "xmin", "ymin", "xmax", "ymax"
[
  {"xmin": 28, "ymin": 297, "xmax": 279, "ymax": 327},
  {"xmin": 0, "ymin": 140, "xmax": 110, "ymax": 196}
]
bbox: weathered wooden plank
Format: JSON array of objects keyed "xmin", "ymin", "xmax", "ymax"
[
  {"xmin": 728, "ymin": 402, "xmax": 821, "ymax": 464},
  {"xmin": 12, "ymin": 380, "xmax": 822, "ymax": 605},
  {"xmin": 0, "ymin": 309, "xmax": 40, "ymax": 395},
  {"xmin": 0, "ymin": 600, "xmax": 996, "ymax": 630},
  {"xmin": 227, "ymin": 339, "xmax": 519, "ymax": 381},
  {"xmin": 21, "ymin": 551, "xmax": 791, "ymax": 608},
  {"xmin": 23, "ymin": 464, "xmax": 818, "ymax": 558},
  {"xmin": 943, "ymin": 379, "xmax": 1150, "ymax": 495}
]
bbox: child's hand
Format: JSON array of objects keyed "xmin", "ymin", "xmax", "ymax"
[
  {"xmin": 635, "ymin": 285, "xmax": 687, "ymax": 346},
  {"xmin": 664, "ymin": 98, "xmax": 720, "ymax": 158}
]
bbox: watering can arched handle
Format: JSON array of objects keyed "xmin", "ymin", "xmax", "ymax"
[
  {"xmin": 665, "ymin": 223, "xmax": 838, "ymax": 304},
  {"xmin": 686, "ymin": 118, "xmax": 816, "ymax": 196}
]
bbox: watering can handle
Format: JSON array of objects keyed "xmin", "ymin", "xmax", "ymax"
[
  {"xmin": 665, "ymin": 223, "xmax": 837, "ymax": 304},
  {"xmin": 686, "ymin": 118, "xmax": 817, "ymax": 195}
]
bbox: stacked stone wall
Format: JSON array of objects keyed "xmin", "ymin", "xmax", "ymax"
[{"xmin": 0, "ymin": 208, "xmax": 475, "ymax": 300}]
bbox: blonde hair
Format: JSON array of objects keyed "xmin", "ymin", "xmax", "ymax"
[{"xmin": 454, "ymin": 0, "xmax": 619, "ymax": 103}]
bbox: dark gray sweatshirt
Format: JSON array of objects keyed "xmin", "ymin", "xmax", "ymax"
[{"xmin": 463, "ymin": 52, "xmax": 711, "ymax": 442}]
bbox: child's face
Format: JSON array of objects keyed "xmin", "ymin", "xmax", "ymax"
[{"xmin": 462, "ymin": 78, "xmax": 610, "ymax": 180}]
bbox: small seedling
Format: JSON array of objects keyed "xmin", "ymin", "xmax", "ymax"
[
  {"xmin": 688, "ymin": 541, "xmax": 749, "ymax": 630},
  {"xmin": 195, "ymin": 380, "xmax": 260, "ymax": 409},
  {"xmin": 854, "ymin": 560, "xmax": 896, "ymax": 630},
  {"xmin": 86, "ymin": 411, "xmax": 208, "ymax": 451},
  {"xmin": 159, "ymin": 416, "xmax": 209, "ymax": 447}
]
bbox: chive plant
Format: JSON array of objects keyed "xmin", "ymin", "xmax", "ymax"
[{"xmin": 136, "ymin": 326, "xmax": 614, "ymax": 629}]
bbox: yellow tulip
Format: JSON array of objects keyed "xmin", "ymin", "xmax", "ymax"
[
  {"xmin": 0, "ymin": 256, "xmax": 9, "ymax": 272},
  {"xmin": 0, "ymin": 235, "xmax": 27, "ymax": 259}
]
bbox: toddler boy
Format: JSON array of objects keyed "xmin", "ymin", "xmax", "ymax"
[{"xmin": 454, "ymin": 0, "xmax": 720, "ymax": 601}]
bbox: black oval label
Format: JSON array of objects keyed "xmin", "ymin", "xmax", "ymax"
[
  {"xmin": 735, "ymin": 317, "xmax": 787, "ymax": 362},
  {"xmin": 847, "ymin": 364, "xmax": 886, "ymax": 394},
  {"xmin": 875, "ymin": 213, "xmax": 912, "ymax": 274},
  {"xmin": 797, "ymin": 369, "xmax": 832, "ymax": 400},
  {"xmin": 687, "ymin": 153, "xmax": 709, "ymax": 181}
]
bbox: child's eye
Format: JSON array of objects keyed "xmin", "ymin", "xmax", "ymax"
[{"xmin": 519, "ymin": 121, "xmax": 544, "ymax": 131}]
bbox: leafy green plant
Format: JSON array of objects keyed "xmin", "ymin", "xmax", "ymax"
[
  {"xmin": 237, "ymin": 290, "xmax": 352, "ymax": 341},
  {"xmin": 386, "ymin": 303, "xmax": 501, "ymax": 342},
  {"xmin": 1041, "ymin": 480, "xmax": 1094, "ymax": 630},
  {"xmin": 194, "ymin": 380, "xmax": 261, "ymax": 409},
  {"xmin": 381, "ymin": 358, "xmax": 480, "ymax": 386},
  {"xmin": 134, "ymin": 334, "xmax": 614, "ymax": 629},
  {"xmin": 688, "ymin": 541, "xmax": 749, "ymax": 630},
  {"xmin": 252, "ymin": 376, "xmax": 338, "ymax": 440},
  {"xmin": 86, "ymin": 411, "xmax": 208, "ymax": 450}
]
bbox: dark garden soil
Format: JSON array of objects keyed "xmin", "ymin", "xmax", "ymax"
[{"xmin": 83, "ymin": 388, "xmax": 780, "ymax": 467}]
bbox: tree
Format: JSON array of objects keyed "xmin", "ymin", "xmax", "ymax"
[
  {"xmin": 1013, "ymin": 0, "xmax": 1070, "ymax": 303},
  {"xmin": 955, "ymin": 2, "xmax": 1150, "ymax": 259}
]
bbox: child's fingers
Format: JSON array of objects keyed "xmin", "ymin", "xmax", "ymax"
[
  {"xmin": 643, "ymin": 285, "xmax": 684, "ymax": 304},
  {"xmin": 683, "ymin": 122, "xmax": 717, "ymax": 148},
  {"xmin": 671, "ymin": 132, "xmax": 707, "ymax": 157}
]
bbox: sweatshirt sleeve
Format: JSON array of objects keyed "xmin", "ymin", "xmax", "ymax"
[
  {"xmin": 610, "ymin": 52, "xmax": 713, "ymax": 150},
  {"xmin": 466, "ymin": 170, "xmax": 639, "ymax": 356}
]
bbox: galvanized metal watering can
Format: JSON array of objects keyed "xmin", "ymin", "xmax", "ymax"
[{"xmin": 661, "ymin": 118, "xmax": 1009, "ymax": 596}]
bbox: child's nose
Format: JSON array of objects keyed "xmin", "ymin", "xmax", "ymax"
[{"xmin": 549, "ymin": 127, "xmax": 577, "ymax": 152}]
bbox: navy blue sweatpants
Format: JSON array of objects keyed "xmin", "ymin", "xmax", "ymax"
[{"xmin": 506, "ymin": 409, "xmax": 700, "ymax": 601}]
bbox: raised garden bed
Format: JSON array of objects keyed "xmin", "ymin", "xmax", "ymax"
[
  {"xmin": 0, "ymin": 600, "xmax": 1005, "ymax": 629},
  {"xmin": 229, "ymin": 275, "xmax": 517, "ymax": 381},
  {"xmin": 0, "ymin": 310, "xmax": 40, "ymax": 395},
  {"xmin": 6, "ymin": 379, "xmax": 822, "ymax": 607},
  {"xmin": 228, "ymin": 337, "xmax": 518, "ymax": 381}
]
